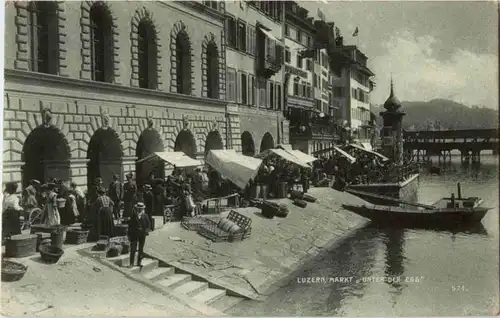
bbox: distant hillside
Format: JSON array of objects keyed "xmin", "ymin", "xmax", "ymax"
[{"xmin": 372, "ymin": 99, "xmax": 498, "ymax": 130}]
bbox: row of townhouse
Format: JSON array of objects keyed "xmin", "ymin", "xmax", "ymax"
[{"xmin": 2, "ymin": 0, "xmax": 375, "ymax": 190}]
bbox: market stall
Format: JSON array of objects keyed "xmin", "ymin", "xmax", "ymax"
[
  {"xmin": 205, "ymin": 149, "xmax": 263, "ymax": 189},
  {"xmin": 333, "ymin": 146, "xmax": 357, "ymax": 163},
  {"xmin": 344, "ymin": 144, "xmax": 389, "ymax": 162},
  {"xmin": 255, "ymin": 148, "xmax": 310, "ymax": 168},
  {"xmin": 136, "ymin": 151, "xmax": 202, "ymax": 168},
  {"xmin": 277, "ymin": 144, "xmax": 317, "ymax": 164}
]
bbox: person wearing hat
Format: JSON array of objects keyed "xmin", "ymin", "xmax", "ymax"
[
  {"xmin": 21, "ymin": 180, "xmax": 39, "ymax": 230},
  {"xmin": 108, "ymin": 174, "xmax": 123, "ymax": 220},
  {"xmin": 123, "ymin": 172, "xmax": 137, "ymax": 218},
  {"xmin": 92, "ymin": 187, "xmax": 115, "ymax": 239},
  {"xmin": 127, "ymin": 202, "xmax": 151, "ymax": 268},
  {"xmin": 42, "ymin": 182, "xmax": 61, "ymax": 226},
  {"xmin": 142, "ymin": 184, "xmax": 154, "ymax": 231},
  {"xmin": 2, "ymin": 182, "xmax": 23, "ymax": 239}
]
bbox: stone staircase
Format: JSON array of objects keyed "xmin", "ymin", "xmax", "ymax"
[{"xmin": 107, "ymin": 254, "xmax": 245, "ymax": 313}]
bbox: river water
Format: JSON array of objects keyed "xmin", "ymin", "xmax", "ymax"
[{"xmin": 231, "ymin": 155, "xmax": 499, "ymax": 317}]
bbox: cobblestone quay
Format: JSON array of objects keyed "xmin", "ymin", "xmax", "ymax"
[{"xmin": 145, "ymin": 188, "xmax": 370, "ymax": 298}]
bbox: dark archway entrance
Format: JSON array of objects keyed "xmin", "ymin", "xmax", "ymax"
[
  {"xmin": 87, "ymin": 128, "xmax": 124, "ymax": 189},
  {"xmin": 136, "ymin": 129, "xmax": 164, "ymax": 186},
  {"xmin": 260, "ymin": 132, "xmax": 275, "ymax": 153},
  {"xmin": 204, "ymin": 131, "xmax": 223, "ymax": 156},
  {"xmin": 174, "ymin": 130, "xmax": 197, "ymax": 159},
  {"xmin": 241, "ymin": 131, "xmax": 255, "ymax": 156},
  {"xmin": 22, "ymin": 126, "xmax": 71, "ymax": 187}
]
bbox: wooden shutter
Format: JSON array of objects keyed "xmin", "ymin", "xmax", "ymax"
[{"xmin": 236, "ymin": 71, "xmax": 242, "ymax": 104}]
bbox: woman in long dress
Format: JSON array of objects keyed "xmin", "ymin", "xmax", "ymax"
[
  {"xmin": 2, "ymin": 182, "xmax": 23, "ymax": 240},
  {"xmin": 44, "ymin": 183, "xmax": 61, "ymax": 226}
]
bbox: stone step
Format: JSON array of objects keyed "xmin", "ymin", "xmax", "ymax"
[
  {"xmin": 192, "ymin": 288, "xmax": 226, "ymax": 305},
  {"xmin": 157, "ymin": 274, "xmax": 192, "ymax": 289},
  {"xmin": 142, "ymin": 266, "xmax": 175, "ymax": 282},
  {"xmin": 173, "ymin": 281, "xmax": 209, "ymax": 297},
  {"xmin": 129, "ymin": 258, "xmax": 159, "ymax": 274},
  {"xmin": 210, "ymin": 295, "xmax": 245, "ymax": 312},
  {"xmin": 108, "ymin": 254, "xmax": 130, "ymax": 267}
]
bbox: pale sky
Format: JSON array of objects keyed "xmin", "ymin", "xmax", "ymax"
[{"xmin": 300, "ymin": 0, "xmax": 499, "ymax": 109}]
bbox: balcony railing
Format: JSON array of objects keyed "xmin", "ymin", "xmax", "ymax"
[{"xmin": 290, "ymin": 123, "xmax": 338, "ymax": 138}]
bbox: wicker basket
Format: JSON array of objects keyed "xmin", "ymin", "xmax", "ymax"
[
  {"xmin": 115, "ymin": 224, "xmax": 128, "ymax": 237},
  {"xmin": 303, "ymin": 194, "xmax": 317, "ymax": 203},
  {"xmin": 1, "ymin": 260, "xmax": 28, "ymax": 282},
  {"xmin": 65, "ymin": 230, "xmax": 89, "ymax": 245},
  {"xmin": 290, "ymin": 191, "xmax": 304, "ymax": 200},
  {"xmin": 39, "ymin": 244, "xmax": 64, "ymax": 264},
  {"xmin": 261, "ymin": 201, "xmax": 280, "ymax": 219},
  {"xmin": 274, "ymin": 204, "xmax": 290, "ymax": 218},
  {"xmin": 293, "ymin": 199, "xmax": 307, "ymax": 208},
  {"xmin": 36, "ymin": 232, "xmax": 51, "ymax": 252},
  {"xmin": 30, "ymin": 224, "xmax": 52, "ymax": 235},
  {"xmin": 5, "ymin": 234, "xmax": 37, "ymax": 258},
  {"xmin": 121, "ymin": 241, "xmax": 130, "ymax": 254},
  {"xmin": 106, "ymin": 244, "xmax": 123, "ymax": 258}
]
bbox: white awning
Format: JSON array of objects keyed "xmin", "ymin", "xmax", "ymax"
[
  {"xmin": 348, "ymin": 143, "xmax": 389, "ymax": 161},
  {"xmin": 277, "ymin": 144, "xmax": 293, "ymax": 152},
  {"xmin": 361, "ymin": 143, "xmax": 373, "ymax": 151},
  {"xmin": 333, "ymin": 146, "xmax": 356, "ymax": 163},
  {"xmin": 255, "ymin": 149, "xmax": 310, "ymax": 168},
  {"xmin": 259, "ymin": 27, "xmax": 283, "ymax": 44},
  {"xmin": 291, "ymin": 150, "xmax": 318, "ymax": 163},
  {"xmin": 136, "ymin": 151, "xmax": 202, "ymax": 167},
  {"xmin": 205, "ymin": 150, "xmax": 263, "ymax": 189}
]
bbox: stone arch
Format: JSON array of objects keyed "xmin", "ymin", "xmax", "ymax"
[
  {"xmin": 170, "ymin": 21, "xmax": 195, "ymax": 95},
  {"xmin": 260, "ymin": 132, "xmax": 275, "ymax": 152},
  {"xmin": 13, "ymin": 1, "xmax": 68, "ymax": 75},
  {"xmin": 87, "ymin": 127, "xmax": 124, "ymax": 189},
  {"xmin": 241, "ymin": 131, "xmax": 255, "ymax": 156},
  {"xmin": 136, "ymin": 128, "xmax": 165, "ymax": 186},
  {"xmin": 201, "ymin": 33, "xmax": 221, "ymax": 99},
  {"xmin": 174, "ymin": 129, "xmax": 197, "ymax": 159},
  {"xmin": 80, "ymin": 0, "xmax": 121, "ymax": 83},
  {"xmin": 204, "ymin": 131, "xmax": 224, "ymax": 156},
  {"xmin": 21, "ymin": 125, "xmax": 71, "ymax": 187},
  {"xmin": 130, "ymin": 7, "xmax": 162, "ymax": 89}
]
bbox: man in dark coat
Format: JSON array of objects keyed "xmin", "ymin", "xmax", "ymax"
[
  {"xmin": 108, "ymin": 174, "xmax": 123, "ymax": 220},
  {"xmin": 127, "ymin": 202, "xmax": 151, "ymax": 268},
  {"xmin": 142, "ymin": 184, "xmax": 154, "ymax": 231},
  {"xmin": 122, "ymin": 173, "xmax": 137, "ymax": 218}
]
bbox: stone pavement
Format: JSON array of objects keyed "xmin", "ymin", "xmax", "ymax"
[
  {"xmin": 145, "ymin": 188, "xmax": 370, "ymax": 299},
  {"xmin": 1, "ymin": 244, "xmax": 203, "ymax": 316}
]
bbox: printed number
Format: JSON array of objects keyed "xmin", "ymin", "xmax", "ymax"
[{"xmin": 451, "ymin": 285, "xmax": 468, "ymax": 292}]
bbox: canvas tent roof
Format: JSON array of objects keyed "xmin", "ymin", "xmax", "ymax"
[
  {"xmin": 136, "ymin": 151, "xmax": 202, "ymax": 167},
  {"xmin": 255, "ymin": 148, "xmax": 310, "ymax": 168},
  {"xmin": 205, "ymin": 149, "xmax": 263, "ymax": 189},
  {"xmin": 290, "ymin": 149, "xmax": 317, "ymax": 163},
  {"xmin": 333, "ymin": 146, "xmax": 356, "ymax": 163},
  {"xmin": 346, "ymin": 143, "xmax": 389, "ymax": 161}
]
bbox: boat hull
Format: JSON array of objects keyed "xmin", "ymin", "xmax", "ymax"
[{"xmin": 341, "ymin": 204, "xmax": 490, "ymax": 227}]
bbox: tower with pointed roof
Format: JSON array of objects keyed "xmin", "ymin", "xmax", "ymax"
[{"xmin": 379, "ymin": 78, "xmax": 406, "ymax": 165}]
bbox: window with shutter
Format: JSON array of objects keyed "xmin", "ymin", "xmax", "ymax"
[
  {"xmin": 138, "ymin": 20, "xmax": 157, "ymax": 89},
  {"xmin": 206, "ymin": 42, "xmax": 219, "ymax": 98},
  {"xmin": 237, "ymin": 20, "xmax": 246, "ymax": 51},
  {"xmin": 241, "ymin": 73, "xmax": 248, "ymax": 104},
  {"xmin": 250, "ymin": 76, "xmax": 256, "ymax": 106},
  {"xmin": 226, "ymin": 17, "xmax": 236, "ymax": 48},
  {"xmin": 269, "ymin": 82, "xmax": 274, "ymax": 109},
  {"xmin": 236, "ymin": 71, "xmax": 242, "ymax": 104},
  {"xmin": 259, "ymin": 79, "xmax": 266, "ymax": 107},
  {"xmin": 226, "ymin": 68, "xmax": 236, "ymax": 102},
  {"xmin": 277, "ymin": 84, "xmax": 282, "ymax": 110},
  {"xmin": 89, "ymin": 2, "xmax": 114, "ymax": 83},
  {"xmin": 176, "ymin": 30, "xmax": 192, "ymax": 95}
]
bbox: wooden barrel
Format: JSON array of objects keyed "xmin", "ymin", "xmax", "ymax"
[
  {"xmin": 5, "ymin": 234, "xmax": 37, "ymax": 258},
  {"xmin": 36, "ymin": 232, "xmax": 51, "ymax": 252}
]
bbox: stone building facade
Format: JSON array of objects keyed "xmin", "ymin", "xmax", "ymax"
[
  {"xmin": 3, "ymin": 1, "xmax": 287, "ymax": 190},
  {"xmin": 224, "ymin": 1, "xmax": 289, "ymax": 157}
]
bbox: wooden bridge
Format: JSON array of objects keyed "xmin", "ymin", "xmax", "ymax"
[{"xmin": 404, "ymin": 129, "xmax": 499, "ymax": 164}]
